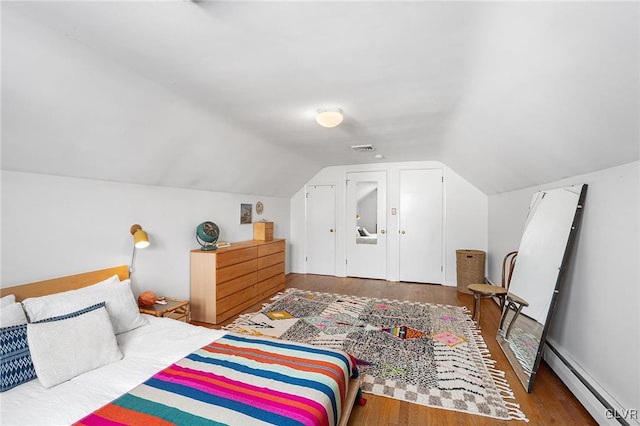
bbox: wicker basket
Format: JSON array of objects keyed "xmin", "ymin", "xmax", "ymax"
[{"xmin": 456, "ymin": 249, "xmax": 486, "ymax": 294}]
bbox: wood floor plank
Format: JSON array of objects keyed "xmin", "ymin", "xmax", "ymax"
[{"xmin": 194, "ymin": 273, "xmax": 596, "ymax": 426}]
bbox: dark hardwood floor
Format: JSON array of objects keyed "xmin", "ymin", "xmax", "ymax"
[{"xmin": 198, "ymin": 273, "xmax": 596, "ymax": 426}]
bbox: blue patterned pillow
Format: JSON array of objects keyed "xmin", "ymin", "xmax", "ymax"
[{"xmin": 0, "ymin": 323, "xmax": 37, "ymax": 391}]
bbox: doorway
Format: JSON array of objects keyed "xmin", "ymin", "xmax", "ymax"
[
  {"xmin": 398, "ymin": 169, "xmax": 443, "ymax": 283},
  {"xmin": 305, "ymin": 185, "xmax": 336, "ymax": 275}
]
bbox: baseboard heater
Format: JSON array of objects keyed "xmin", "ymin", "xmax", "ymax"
[{"xmin": 545, "ymin": 340, "xmax": 638, "ymax": 426}]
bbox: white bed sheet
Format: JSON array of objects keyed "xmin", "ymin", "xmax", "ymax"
[
  {"xmin": 1, "ymin": 316, "xmax": 227, "ymax": 426},
  {"xmin": 356, "ymin": 234, "xmax": 377, "ymax": 244}
]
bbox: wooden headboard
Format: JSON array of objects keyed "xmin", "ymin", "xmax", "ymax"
[{"xmin": 0, "ymin": 265, "xmax": 129, "ymax": 302}]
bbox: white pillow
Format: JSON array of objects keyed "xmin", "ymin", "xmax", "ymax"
[
  {"xmin": 27, "ymin": 303, "xmax": 123, "ymax": 389},
  {"xmin": 92, "ymin": 278, "xmax": 148, "ymax": 334},
  {"xmin": 22, "ymin": 275, "xmax": 148, "ymax": 334},
  {"xmin": 1, "ymin": 294, "xmax": 16, "ymax": 308},
  {"xmin": 0, "ymin": 303, "xmax": 27, "ymax": 327}
]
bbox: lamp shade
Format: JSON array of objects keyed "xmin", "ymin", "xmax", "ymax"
[
  {"xmin": 316, "ymin": 108, "xmax": 344, "ymax": 128},
  {"xmin": 130, "ymin": 224, "xmax": 149, "ymax": 248},
  {"xmin": 133, "ymin": 230, "xmax": 149, "ymax": 248}
]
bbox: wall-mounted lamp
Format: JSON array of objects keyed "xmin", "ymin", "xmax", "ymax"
[
  {"xmin": 129, "ymin": 224, "xmax": 149, "ymax": 274},
  {"xmin": 316, "ymin": 107, "xmax": 344, "ymax": 128}
]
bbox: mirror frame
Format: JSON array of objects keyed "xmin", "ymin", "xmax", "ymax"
[{"xmin": 497, "ymin": 184, "xmax": 588, "ymax": 392}]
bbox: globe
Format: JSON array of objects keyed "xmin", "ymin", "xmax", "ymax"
[{"xmin": 196, "ymin": 221, "xmax": 220, "ymax": 250}]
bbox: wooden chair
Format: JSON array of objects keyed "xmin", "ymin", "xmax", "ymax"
[
  {"xmin": 467, "ymin": 251, "xmax": 518, "ymax": 326},
  {"xmin": 499, "ymin": 293, "xmax": 529, "ymax": 339},
  {"xmin": 501, "ymin": 251, "xmax": 518, "ymax": 291},
  {"xmin": 496, "ymin": 251, "xmax": 531, "ymax": 339},
  {"xmin": 467, "ymin": 283, "xmax": 507, "ymax": 326}
]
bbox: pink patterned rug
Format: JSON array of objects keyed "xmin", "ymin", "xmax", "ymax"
[{"xmin": 226, "ymin": 288, "xmax": 528, "ymax": 421}]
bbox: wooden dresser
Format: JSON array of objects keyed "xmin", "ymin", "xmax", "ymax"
[{"xmin": 190, "ymin": 239, "xmax": 286, "ymax": 324}]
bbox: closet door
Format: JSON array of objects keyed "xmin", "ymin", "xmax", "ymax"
[
  {"xmin": 346, "ymin": 171, "xmax": 387, "ymax": 280},
  {"xmin": 399, "ymin": 169, "xmax": 443, "ymax": 283},
  {"xmin": 305, "ymin": 185, "xmax": 336, "ymax": 275}
]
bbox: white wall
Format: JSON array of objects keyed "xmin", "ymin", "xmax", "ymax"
[
  {"xmin": 487, "ymin": 190, "xmax": 533, "ymax": 283},
  {"xmin": 443, "ymin": 167, "xmax": 489, "ymax": 286},
  {"xmin": 1, "ymin": 171, "xmax": 290, "ymax": 300},
  {"xmin": 487, "ymin": 161, "xmax": 639, "ymax": 420},
  {"xmin": 289, "ymin": 187, "xmax": 307, "ymax": 279},
  {"xmin": 289, "ymin": 161, "xmax": 488, "ymax": 286}
]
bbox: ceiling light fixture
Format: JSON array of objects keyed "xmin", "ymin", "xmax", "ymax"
[{"xmin": 316, "ymin": 108, "xmax": 344, "ymax": 128}]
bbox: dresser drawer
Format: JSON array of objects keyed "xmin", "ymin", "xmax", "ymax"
[
  {"xmin": 217, "ymin": 272, "xmax": 257, "ymax": 300},
  {"xmin": 217, "ymin": 247, "xmax": 257, "ymax": 268},
  {"xmin": 257, "ymin": 273, "xmax": 285, "ymax": 300},
  {"xmin": 257, "ymin": 252, "xmax": 285, "ymax": 270},
  {"xmin": 216, "ymin": 285, "xmax": 257, "ymax": 323},
  {"xmin": 257, "ymin": 262, "xmax": 285, "ymax": 282},
  {"xmin": 257, "ymin": 240, "xmax": 285, "ymax": 257},
  {"xmin": 217, "ymin": 259, "xmax": 257, "ymax": 283}
]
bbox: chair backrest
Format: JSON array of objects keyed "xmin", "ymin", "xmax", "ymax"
[{"xmin": 502, "ymin": 251, "xmax": 518, "ymax": 291}]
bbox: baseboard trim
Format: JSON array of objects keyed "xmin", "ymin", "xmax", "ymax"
[{"xmin": 545, "ymin": 340, "xmax": 639, "ymax": 426}]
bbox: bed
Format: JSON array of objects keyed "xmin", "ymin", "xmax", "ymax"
[
  {"xmin": 355, "ymin": 227, "xmax": 377, "ymax": 245},
  {"xmin": 0, "ymin": 266, "xmax": 361, "ymax": 426}
]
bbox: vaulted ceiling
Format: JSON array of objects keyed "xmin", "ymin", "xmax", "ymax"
[{"xmin": 2, "ymin": 1, "xmax": 638, "ymax": 197}]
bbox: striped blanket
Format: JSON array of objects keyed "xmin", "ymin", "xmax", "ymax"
[{"xmin": 74, "ymin": 333, "xmax": 357, "ymax": 426}]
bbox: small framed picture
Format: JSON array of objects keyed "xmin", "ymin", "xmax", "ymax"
[{"xmin": 240, "ymin": 203, "xmax": 252, "ymax": 224}]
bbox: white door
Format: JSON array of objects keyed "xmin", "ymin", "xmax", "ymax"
[
  {"xmin": 346, "ymin": 171, "xmax": 387, "ymax": 279},
  {"xmin": 305, "ymin": 185, "xmax": 336, "ymax": 275},
  {"xmin": 399, "ymin": 169, "xmax": 443, "ymax": 283}
]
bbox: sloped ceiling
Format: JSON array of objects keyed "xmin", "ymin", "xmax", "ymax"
[{"xmin": 2, "ymin": 1, "xmax": 638, "ymax": 197}]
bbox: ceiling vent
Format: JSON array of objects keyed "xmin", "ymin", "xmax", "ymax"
[{"xmin": 350, "ymin": 144, "xmax": 376, "ymax": 152}]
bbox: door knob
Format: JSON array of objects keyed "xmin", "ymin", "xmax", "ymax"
[
  {"xmin": 329, "ymin": 229, "xmax": 334, "ymax": 233},
  {"xmin": 401, "ymin": 230, "xmax": 406, "ymax": 234},
  {"xmin": 380, "ymin": 229, "xmax": 386, "ymax": 234}
]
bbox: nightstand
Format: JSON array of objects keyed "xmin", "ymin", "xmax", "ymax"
[{"xmin": 139, "ymin": 298, "xmax": 190, "ymax": 322}]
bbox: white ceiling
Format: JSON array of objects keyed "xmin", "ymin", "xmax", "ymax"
[{"xmin": 2, "ymin": 1, "xmax": 638, "ymax": 197}]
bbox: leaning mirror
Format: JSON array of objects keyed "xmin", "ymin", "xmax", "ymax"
[
  {"xmin": 497, "ymin": 184, "xmax": 587, "ymax": 392},
  {"xmin": 355, "ymin": 181, "xmax": 378, "ymax": 245}
]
